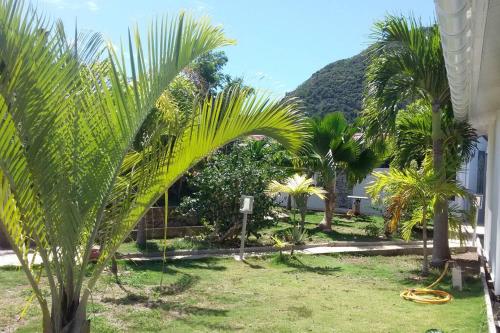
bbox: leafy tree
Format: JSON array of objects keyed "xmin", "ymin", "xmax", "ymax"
[
  {"xmin": 367, "ymin": 158, "xmax": 475, "ymax": 275},
  {"xmin": 187, "ymin": 50, "xmax": 230, "ymax": 94},
  {"xmin": 362, "ymin": 15, "xmax": 454, "ymax": 265},
  {"xmin": 0, "ymin": 2, "xmax": 307, "ymax": 331},
  {"xmin": 267, "ymin": 174, "xmax": 326, "ymax": 231},
  {"xmin": 179, "ymin": 139, "xmax": 288, "ymax": 242},
  {"xmin": 300, "ymin": 112, "xmax": 379, "ymax": 230}
]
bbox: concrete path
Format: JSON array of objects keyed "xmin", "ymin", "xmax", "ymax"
[
  {"xmin": 119, "ymin": 239, "xmax": 473, "ymax": 262},
  {"xmin": 0, "ymin": 240, "xmax": 474, "ymax": 267}
]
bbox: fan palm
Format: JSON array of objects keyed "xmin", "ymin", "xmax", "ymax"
[
  {"xmin": 267, "ymin": 174, "xmax": 326, "ymax": 231},
  {"xmin": 367, "ymin": 159, "xmax": 475, "ymax": 275},
  {"xmin": 362, "ymin": 15, "xmax": 452, "ymax": 265},
  {"xmin": 301, "ymin": 112, "xmax": 379, "ymax": 230},
  {"xmin": 0, "ymin": 1, "xmax": 307, "ymax": 331}
]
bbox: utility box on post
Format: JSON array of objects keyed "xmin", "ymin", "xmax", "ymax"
[
  {"xmin": 237, "ymin": 195, "xmax": 254, "ymax": 261},
  {"xmin": 240, "ymin": 195, "xmax": 254, "ymax": 214}
]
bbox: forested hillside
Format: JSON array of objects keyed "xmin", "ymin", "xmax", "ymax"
[{"xmin": 289, "ymin": 49, "xmax": 369, "ymax": 122}]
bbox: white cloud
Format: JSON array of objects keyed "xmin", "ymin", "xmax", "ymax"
[{"xmin": 86, "ymin": 1, "xmax": 99, "ymax": 11}]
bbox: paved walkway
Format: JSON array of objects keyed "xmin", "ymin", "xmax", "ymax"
[{"xmin": 0, "ymin": 240, "xmax": 474, "ymax": 267}]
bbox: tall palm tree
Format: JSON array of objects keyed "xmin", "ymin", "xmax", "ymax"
[
  {"xmin": 301, "ymin": 112, "xmax": 379, "ymax": 230},
  {"xmin": 267, "ymin": 174, "xmax": 326, "ymax": 231},
  {"xmin": 362, "ymin": 15, "xmax": 452, "ymax": 265},
  {"xmin": 367, "ymin": 158, "xmax": 475, "ymax": 275},
  {"xmin": 0, "ymin": 2, "xmax": 308, "ymax": 332}
]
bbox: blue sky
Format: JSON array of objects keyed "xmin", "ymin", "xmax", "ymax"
[{"xmin": 37, "ymin": 0, "xmax": 436, "ymax": 95}]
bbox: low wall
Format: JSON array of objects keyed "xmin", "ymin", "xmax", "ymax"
[{"xmin": 130, "ymin": 226, "xmax": 207, "ymax": 240}]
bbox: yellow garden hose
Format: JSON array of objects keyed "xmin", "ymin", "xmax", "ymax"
[{"xmin": 400, "ymin": 262, "xmax": 452, "ymax": 304}]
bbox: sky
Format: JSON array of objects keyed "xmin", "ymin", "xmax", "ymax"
[{"xmin": 37, "ymin": 0, "xmax": 436, "ymax": 96}]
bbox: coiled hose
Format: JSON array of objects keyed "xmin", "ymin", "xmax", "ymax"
[{"xmin": 400, "ymin": 262, "xmax": 452, "ymax": 304}]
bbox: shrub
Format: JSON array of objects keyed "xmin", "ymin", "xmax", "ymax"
[
  {"xmin": 363, "ymin": 222, "xmax": 382, "ymax": 238},
  {"xmin": 179, "ymin": 139, "xmax": 287, "ymax": 242}
]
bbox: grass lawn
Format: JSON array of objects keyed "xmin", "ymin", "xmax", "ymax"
[
  {"xmin": 0, "ymin": 254, "xmax": 486, "ymax": 332},
  {"xmin": 117, "ymin": 212, "xmax": 389, "ymax": 255}
]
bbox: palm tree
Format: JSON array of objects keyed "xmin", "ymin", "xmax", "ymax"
[
  {"xmin": 0, "ymin": 2, "xmax": 308, "ymax": 332},
  {"xmin": 367, "ymin": 158, "xmax": 475, "ymax": 275},
  {"xmin": 267, "ymin": 174, "xmax": 326, "ymax": 231},
  {"xmin": 392, "ymin": 100, "xmax": 478, "ymax": 173},
  {"xmin": 301, "ymin": 112, "xmax": 379, "ymax": 230},
  {"xmin": 362, "ymin": 15, "xmax": 453, "ymax": 265}
]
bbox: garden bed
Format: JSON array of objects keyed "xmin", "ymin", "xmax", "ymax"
[{"xmin": 117, "ymin": 212, "xmax": 392, "ymax": 255}]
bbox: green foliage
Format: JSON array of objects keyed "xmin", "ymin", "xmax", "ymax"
[
  {"xmin": 0, "ymin": 1, "xmax": 308, "ymax": 330},
  {"xmin": 179, "ymin": 140, "xmax": 288, "ymax": 241},
  {"xmin": 188, "ymin": 50, "xmax": 230, "ymax": 94},
  {"xmin": 362, "ymin": 15, "xmax": 449, "ymax": 139},
  {"xmin": 393, "ymin": 100, "xmax": 478, "ymax": 170},
  {"xmin": 367, "ymin": 158, "xmax": 476, "ymax": 239},
  {"xmin": 266, "ymin": 174, "xmax": 326, "ymax": 230},
  {"xmin": 285, "ymin": 226, "xmax": 308, "ymax": 245},
  {"xmin": 363, "ymin": 222, "xmax": 382, "ymax": 238},
  {"xmin": 296, "ymin": 112, "xmax": 380, "ymax": 228},
  {"xmin": 289, "ymin": 50, "xmax": 369, "ymax": 122}
]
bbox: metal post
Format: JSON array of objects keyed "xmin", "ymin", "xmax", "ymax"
[
  {"xmin": 237, "ymin": 195, "xmax": 253, "ymax": 261},
  {"xmin": 239, "ymin": 213, "xmax": 248, "ymax": 260}
]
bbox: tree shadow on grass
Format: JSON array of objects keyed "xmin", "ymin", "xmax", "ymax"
[
  {"xmin": 242, "ymin": 259, "xmax": 265, "ymax": 269},
  {"xmin": 102, "ymin": 293, "xmax": 228, "ymax": 317},
  {"xmin": 306, "ymin": 227, "xmax": 372, "ymax": 242},
  {"xmin": 153, "ymin": 274, "xmax": 200, "ymax": 296},
  {"xmin": 103, "ymin": 270, "xmax": 200, "ymax": 305},
  {"xmin": 275, "ymin": 255, "xmax": 342, "ymax": 275},
  {"xmin": 136, "ymin": 240, "xmax": 161, "ymax": 253},
  {"xmin": 123, "ymin": 257, "xmax": 227, "ymax": 273}
]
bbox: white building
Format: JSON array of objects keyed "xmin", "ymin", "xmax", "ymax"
[{"xmin": 435, "ymin": 0, "xmax": 500, "ymax": 294}]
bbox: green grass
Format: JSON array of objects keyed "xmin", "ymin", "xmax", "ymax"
[
  {"xmin": 117, "ymin": 212, "xmax": 389, "ymax": 255},
  {"xmin": 0, "ymin": 254, "xmax": 486, "ymax": 332}
]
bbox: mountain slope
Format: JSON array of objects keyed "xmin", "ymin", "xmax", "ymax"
[{"xmin": 289, "ymin": 49, "xmax": 369, "ymax": 122}]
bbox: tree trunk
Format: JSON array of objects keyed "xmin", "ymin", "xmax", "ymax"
[
  {"xmin": 136, "ymin": 219, "xmax": 147, "ymax": 248},
  {"xmin": 42, "ymin": 298, "xmax": 90, "ymax": 333},
  {"xmin": 286, "ymin": 194, "xmax": 292, "ymax": 211},
  {"xmin": 299, "ymin": 208, "xmax": 306, "ymax": 232},
  {"xmin": 430, "ymin": 102, "xmax": 450, "ymax": 266},
  {"xmin": 422, "ymin": 208, "xmax": 429, "ymax": 276},
  {"xmin": 319, "ymin": 178, "xmax": 336, "ymax": 230},
  {"xmin": 111, "ymin": 256, "xmax": 119, "ymax": 283}
]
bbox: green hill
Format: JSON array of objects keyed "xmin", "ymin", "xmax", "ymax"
[{"xmin": 289, "ymin": 49, "xmax": 369, "ymax": 122}]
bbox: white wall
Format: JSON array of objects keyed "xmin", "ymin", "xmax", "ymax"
[
  {"xmin": 276, "ymin": 168, "xmax": 389, "ymax": 216},
  {"xmin": 351, "ymin": 168, "xmax": 388, "ymax": 216}
]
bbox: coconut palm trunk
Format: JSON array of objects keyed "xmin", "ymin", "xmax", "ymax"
[
  {"xmin": 320, "ymin": 178, "xmax": 336, "ymax": 230},
  {"xmin": 431, "ymin": 102, "xmax": 450, "ymax": 266}
]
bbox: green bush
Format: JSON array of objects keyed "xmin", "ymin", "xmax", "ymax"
[
  {"xmin": 179, "ymin": 139, "xmax": 287, "ymax": 242},
  {"xmin": 363, "ymin": 222, "xmax": 382, "ymax": 238}
]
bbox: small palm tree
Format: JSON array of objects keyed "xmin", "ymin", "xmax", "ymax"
[
  {"xmin": 267, "ymin": 174, "xmax": 326, "ymax": 231},
  {"xmin": 300, "ymin": 112, "xmax": 379, "ymax": 230},
  {"xmin": 367, "ymin": 159, "xmax": 475, "ymax": 275},
  {"xmin": 0, "ymin": 2, "xmax": 308, "ymax": 331}
]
